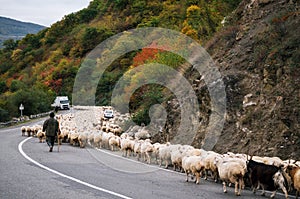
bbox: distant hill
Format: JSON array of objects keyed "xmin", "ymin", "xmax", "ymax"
[{"xmin": 0, "ymin": 16, "xmax": 45, "ymax": 48}]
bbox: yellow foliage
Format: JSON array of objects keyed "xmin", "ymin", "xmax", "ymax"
[
  {"xmin": 11, "ymin": 49, "xmax": 22, "ymax": 61},
  {"xmin": 187, "ymin": 5, "xmax": 200, "ymax": 17}
]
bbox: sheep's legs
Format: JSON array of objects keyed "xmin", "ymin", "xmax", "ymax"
[
  {"xmin": 270, "ymin": 190, "xmax": 276, "ymax": 198},
  {"xmin": 279, "ymin": 183, "xmax": 289, "ymax": 199},
  {"xmin": 260, "ymin": 185, "xmax": 265, "ymax": 196},
  {"xmin": 204, "ymin": 170, "xmax": 208, "ymax": 180},
  {"xmin": 235, "ymin": 179, "xmax": 242, "ymax": 196},
  {"xmin": 185, "ymin": 172, "xmax": 189, "ymax": 182},
  {"xmin": 223, "ymin": 182, "xmax": 227, "ymax": 193},
  {"xmin": 195, "ymin": 172, "xmax": 200, "ymax": 184}
]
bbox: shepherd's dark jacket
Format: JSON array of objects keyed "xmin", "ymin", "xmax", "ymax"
[{"xmin": 43, "ymin": 117, "xmax": 59, "ymax": 137}]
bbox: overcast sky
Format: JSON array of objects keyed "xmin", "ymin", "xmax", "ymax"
[{"xmin": 0, "ymin": 0, "xmax": 92, "ymax": 27}]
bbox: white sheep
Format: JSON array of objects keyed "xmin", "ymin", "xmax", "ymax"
[
  {"xmin": 182, "ymin": 155, "xmax": 205, "ymax": 184},
  {"xmin": 120, "ymin": 135, "xmax": 135, "ymax": 157},
  {"xmin": 108, "ymin": 135, "xmax": 121, "ymax": 151},
  {"xmin": 134, "ymin": 127, "xmax": 151, "ymax": 140},
  {"xmin": 133, "ymin": 139, "xmax": 144, "ymax": 161},
  {"xmin": 170, "ymin": 145, "xmax": 197, "ymax": 171},
  {"xmin": 158, "ymin": 143, "xmax": 181, "ymax": 169},
  {"xmin": 78, "ymin": 132, "xmax": 88, "ymax": 148},
  {"xmin": 68, "ymin": 131, "xmax": 79, "ymax": 146},
  {"xmin": 214, "ymin": 156, "xmax": 246, "ymax": 196},
  {"xmin": 87, "ymin": 131, "xmax": 95, "ymax": 147},
  {"xmin": 202, "ymin": 151, "xmax": 222, "ymax": 182},
  {"xmin": 57, "ymin": 127, "xmax": 69, "ymax": 145},
  {"xmin": 152, "ymin": 142, "xmax": 164, "ymax": 164},
  {"xmin": 36, "ymin": 129, "xmax": 46, "ymax": 143},
  {"xmin": 140, "ymin": 139, "xmax": 154, "ymax": 164},
  {"xmin": 93, "ymin": 131, "xmax": 103, "ymax": 148},
  {"xmin": 101, "ymin": 132, "xmax": 114, "ymax": 149},
  {"xmin": 32, "ymin": 125, "xmax": 42, "ymax": 137}
]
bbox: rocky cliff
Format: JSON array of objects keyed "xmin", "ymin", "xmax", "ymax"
[{"xmin": 162, "ymin": 0, "xmax": 300, "ymax": 159}]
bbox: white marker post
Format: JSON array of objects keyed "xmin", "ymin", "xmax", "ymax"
[{"xmin": 19, "ymin": 103, "xmax": 24, "ymax": 118}]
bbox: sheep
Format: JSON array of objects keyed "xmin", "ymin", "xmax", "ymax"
[
  {"xmin": 25, "ymin": 126, "xmax": 33, "ymax": 137},
  {"xmin": 93, "ymin": 131, "xmax": 103, "ymax": 148},
  {"xmin": 170, "ymin": 149, "xmax": 183, "ymax": 171},
  {"xmin": 158, "ymin": 142, "xmax": 172, "ymax": 168},
  {"xmin": 182, "ymin": 155, "xmax": 205, "ymax": 184},
  {"xmin": 87, "ymin": 131, "xmax": 95, "ymax": 147},
  {"xmin": 152, "ymin": 142, "xmax": 164, "ymax": 164},
  {"xmin": 57, "ymin": 128, "xmax": 69, "ymax": 145},
  {"xmin": 120, "ymin": 135, "xmax": 135, "ymax": 157},
  {"xmin": 108, "ymin": 135, "xmax": 121, "ymax": 151},
  {"xmin": 68, "ymin": 131, "xmax": 79, "ymax": 146},
  {"xmin": 286, "ymin": 164, "xmax": 300, "ymax": 198},
  {"xmin": 158, "ymin": 143, "xmax": 182, "ymax": 169},
  {"xmin": 140, "ymin": 139, "xmax": 154, "ymax": 164},
  {"xmin": 202, "ymin": 151, "xmax": 222, "ymax": 182},
  {"xmin": 170, "ymin": 145, "xmax": 195, "ymax": 171},
  {"xmin": 101, "ymin": 132, "xmax": 114, "ymax": 149},
  {"xmin": 112, "ymin": 125, "xmax": 122, "ymax": 136},
  {"xmin": 247, "ymin": 159, "xmax": 289, "ymax": 199},
  {"xmin": 101, "ymin": 122, "xmax": 109, "ymax": 132},
  {"xmin": 134, "ymin": 127, "xmax": 151, "ymax": 140},
  {"xmin": 21, "ymin": 126, "xmax": 27, "ymax": 136},
  {"xmin": 32, "ymin": 125, "xmax": 42, "ymax": 137},
  {"xmin": 133, "ymin": 139, "xmax": 144, "ymax": 161},
  {"xmin": 214, "ymin": 156, "xmax": 246, "ymax": 196},
  {"xmin": 186, "ymin": 148, "xmax": 207, "ymax": 157},
  {"xmin": 78, "ymin": 133, "xmax": 88, "ymax": 148},
  {"xmin": 36, "ymin": 129, "xmax": 46, "ymax": 143}
]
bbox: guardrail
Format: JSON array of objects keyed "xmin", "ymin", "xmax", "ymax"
[{"xmin": 0, "ymin": 111, "xmax": 52, "ymax": 128}]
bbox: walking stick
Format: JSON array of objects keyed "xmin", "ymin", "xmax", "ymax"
[
  {"xmin": 57, "ymin": 136, "xmax": 60, "ymax": 152},
  {"xmin": 57, "ymin": 131, "xmax": 61, "ymax": 152}
]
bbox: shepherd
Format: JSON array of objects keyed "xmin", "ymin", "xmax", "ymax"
[{"xmin": 43, "ymin": 112, "xmax": 60, "ymax": 152}]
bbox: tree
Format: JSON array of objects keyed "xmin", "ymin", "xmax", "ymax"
[{"xmin": 3, "ymin": 39, "xmax": 17, "ymax": 51}]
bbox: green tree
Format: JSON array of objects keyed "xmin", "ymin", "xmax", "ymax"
[
  {"xmin": 3, "ymin": 39, "xmax": 17, "ymax": 51},
  {"xmin": 0, "ymin": 107, "xmax": 9, "ymax": 122}
]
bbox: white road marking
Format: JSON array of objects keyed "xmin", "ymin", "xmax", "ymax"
[
  {"xmin": 19, "ymin": 137, "xmax": 296, "ymax": 199},
  {"xmin": 18, "ymin": 137, "xmax": 133, "ymax": 199}
]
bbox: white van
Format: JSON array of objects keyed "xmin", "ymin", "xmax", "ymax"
[{"xmin": 51, "ymin": 96, "xmax": 70, "ymax": 110}]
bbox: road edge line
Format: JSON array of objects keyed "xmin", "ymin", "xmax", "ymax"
[{"xmin": 18, "ymin": 137, "xmax": 133, "ymax": 199}]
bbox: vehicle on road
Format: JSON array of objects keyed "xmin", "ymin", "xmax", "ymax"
[
  {"xmin": 103, "ymin": 109, "xmax": 114, "ymax": 118},
  {"xmin": 51, "ymin": 96, "xmax": 70, "ymax": 110}
]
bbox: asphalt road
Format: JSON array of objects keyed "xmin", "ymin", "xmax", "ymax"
[{"xmin": 0, "ymin": 118, "xmax": 294, "ymax": 199}]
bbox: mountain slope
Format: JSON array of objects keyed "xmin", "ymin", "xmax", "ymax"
[
  {"xmin": 0, "ymin": 16, "xmax": 45, "ymax": 48},
  {"xmin": 0, "ymin": 0, "xmax": 237, "ymax": 121}
]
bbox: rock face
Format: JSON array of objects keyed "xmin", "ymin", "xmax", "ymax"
[{"xmin": 161, "ymin": 0, "xmax": 300, "ymax": 159}]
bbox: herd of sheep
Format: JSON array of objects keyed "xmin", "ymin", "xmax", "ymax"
[{"xmin": 21, "ymin": 106, "xmax": 300, "ymax": 198}]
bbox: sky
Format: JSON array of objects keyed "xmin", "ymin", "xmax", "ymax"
[{"xmin": 0, "ymin": 0, "xmax": 92, "ymax": 27}]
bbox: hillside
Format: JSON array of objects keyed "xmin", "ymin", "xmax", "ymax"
[
  {"xmin": 0, "ymin": 0, "xmax": 239, "ymax": 121},
  {"xmin": 0, "ymin": 16, "xmax": 45, "ymax": 48},
  {"xmin": 162, "ymin": 0, "xmax": 300, "ymax": 159},
  {"xmin": 0, "ymin": 0, "xmax": 299, "ymax": 159}
]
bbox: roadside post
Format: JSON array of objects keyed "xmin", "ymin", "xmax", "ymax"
[{"xmin": 19, "ymin": 103, "xmax": 24, "ymax": 118}]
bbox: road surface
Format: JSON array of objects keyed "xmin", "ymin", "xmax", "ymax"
[{"xmin": 0, "ymin": 118, "xmax": 293, "ymax": 199}]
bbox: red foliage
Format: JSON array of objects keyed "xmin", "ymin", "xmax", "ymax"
[{"xmin": 132, "ymin": 41, "xmax": 169, "ymax": 67}]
